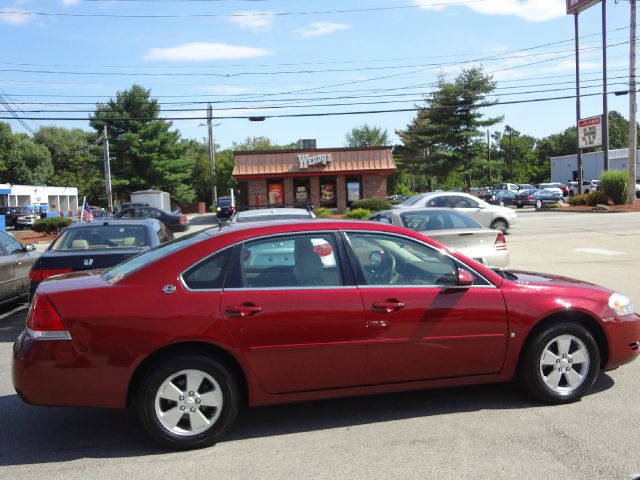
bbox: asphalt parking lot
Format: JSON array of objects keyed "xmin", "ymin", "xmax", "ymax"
[{"xmin": 1, "ymin": 210, "xmax": 639, "ymax": 480}]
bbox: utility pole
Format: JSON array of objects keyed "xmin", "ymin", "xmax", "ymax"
[
  {"xmin": 602, "ymin": 0, "xmax": 610, "ymax": 172},
  {"xmin": 629, "ymin": 0, "xmax": 637, "ymax": 203},
  {"xmin": 487, "ymin": 130, "xmax": 492, "ymax": 187},
  {"xmin": 575, "ymin": 12, "xmax": 584, "ymax": 195},
  {"xmin": 102, "ymin": 125, "xmax": 113, "ymax": 213},
  {"xmin": 207, "ymin": 104, "xmax": 218, "ymax": 206},
  {"xmin": 505, "ymin": 126, "xmax": 513, "ymax": 181}
]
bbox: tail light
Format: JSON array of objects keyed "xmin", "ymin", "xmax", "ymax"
[
  {"xmin": 26, "ymin": 294, "xmax": 70, "ymax": 339},
  {"xmin": 179, "ymin": 217, "xmax": 187, "ymax": 224},
  {"xmin": 494, "ymin": 232, "xmax": 508, "ymax": 251},
  {"xmin": 29, "ymin": 268, "xmax": 73, "ymax": 283},
  {"xmin": 526, "ymin": 195, "xmax": 533, "ymax": 200}
]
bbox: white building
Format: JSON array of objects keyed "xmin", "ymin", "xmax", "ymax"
[
  {"xmin": 551, "ymin": 148, "xmax": 640, "ymax": 183},
  {"xmin": 0, "ymin": 183, "xmax": 78, "ymax": 215}
]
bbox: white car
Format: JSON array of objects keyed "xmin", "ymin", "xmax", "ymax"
[
  {"xmin": 536, "ymin": 183, "xmax": 564, "ymax": 196},
  {"xmin": 567, "ymin": 180, "xmax": 598, "ymax": 196},
  {"xmin": 392, "ymin": 192, "xmax": 517, "ymax": 233}
]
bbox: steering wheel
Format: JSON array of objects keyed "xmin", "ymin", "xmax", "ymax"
[{"xmin": 372, "ymin": 250, "xmax": 397, "ymax": 284}]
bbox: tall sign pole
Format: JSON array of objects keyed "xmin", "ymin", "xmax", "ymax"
[
  {"xmin": 102, "ymin": 125, "xmax": 113, "ymax": 213},
  {"xmin": 629, "ymin": 0, "xmax": 637, "ymax": 204},
  {"xmin": 602, "ymin": 0, "xmax": 609, "ymax": 171},
  {"xmin": 575, "ymin": 12, "xmax": 584, "ymax": 194},
  {"xmin": 207, "ymin": 104, "xmax": 218, "ymax": 206}
]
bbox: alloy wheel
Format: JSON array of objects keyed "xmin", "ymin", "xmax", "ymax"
[{"xmin": 539, "ymin": 334, "xmax": 590, "ymax": 395}]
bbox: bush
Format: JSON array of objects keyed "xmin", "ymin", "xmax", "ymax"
[
  {"xmin": 586, "ymin": 191, "xmax": 609, "ymax": 206},
  {"xmin": 600, "ymin": 170, "xmax": 628, "ymax": 205},
  {"xmin": 567, "ymin": 194, "xmax": 588, "ymax": 206},
  {"xmin": 344, "ymin": 208, "xmax": 372, "ymax": 220},
  {"xmin": 349, "ymin": 198, "xmax": 391, "ymax": 211},
  {"xmin": 32, "ymin": 217, "xmax": 73, "ymax": 234},
  {"xmin": 314, "ymin": 208, "xmax": 332, "ymax": 219}
]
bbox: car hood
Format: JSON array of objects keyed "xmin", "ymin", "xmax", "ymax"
[{"xmin": 502, "ymin": 270, "xmax": 611, "ymax": 292}]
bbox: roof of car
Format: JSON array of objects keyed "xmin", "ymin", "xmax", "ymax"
[
  {"xmin": 63, "ymin": 218, "xmax": 161, "ymax": 229},
  {"xmin": 235, "ymin": 208, "xmax": 314, "ymax": 218}
]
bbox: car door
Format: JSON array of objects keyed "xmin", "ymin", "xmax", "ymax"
[
  {"xmin": 220, "ymin": 232, "xmax": 368, "ymax": 394},
  {"xmin": 343, "ymin": 231, "xmax": 508, "ymax": 385},
  {"xmin": 446, "ymin": 195, "xmax": 492, "ymax": 227},
  {"xmin": 0, "ymin": 232, "xmax": 38, "ymax": 297},
  {"xmin": 0, "ymin": 240, "xmax": 15, "ymax": 302}
]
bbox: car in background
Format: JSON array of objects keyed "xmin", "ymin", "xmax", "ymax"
[
  {"xmin": 215, "ymin": 196, "xmax": 236, "ymax": 219},
  {"xmin": 233, "ymin": 207, "xmax": 316, "ymax": 223},
  {"xmin": 392, "ymin": 191, "xmax": 517, "ymax": 233},
  {"xmin": 90, "ymin": 207, "xmax": 110, "ymax": 220},
  {"xmin": 113, "ymin": 206, "xmax": 189, "ymax": 232},
  {"xmin": 514, "ymin": 189, "xmax": 563, "ymax": 209},
  {"xmin": 28, "ymin": 219, "xmax": 173, "ymax": 298},
  {"xmin": 478, "ymin": 189, "xmax": 516, "ymax": 207},
  {"xmin": 118, "ymin": 202, "xmax": 150, "ymax": 212},
  {"xmin": 491, "ymin": 183, "xmax": 519, "ymax": 192},
  {"xmin": 536, "ymin": 183, "xmax": 564, "ymax": 196},
  {"xmin": 0, "ymin": 207, "xmax": 38, "ymax": 230},
  {"xmin": 13, "ymin": 219, "xmax": 640, "ymax": 449},
  {"xmin": 386, "ymin": 194, "xmax": 407, "ymax": 201},
  {"xmin": 567, "ymin": 180, "xmax": 598, "ymax": 196},
  {"xmin": 517, "ymin": 183, "xmax": 535, "ymax": 191},
  {"xmin": 369, "ymin": 208, "xmax": 508, "ymax": 266},
  {"xmin": 0, "ymin": 231, "xmax": 39, "ymax": 305}
]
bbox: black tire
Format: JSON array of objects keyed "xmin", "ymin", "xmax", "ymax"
[
  {"xmin": 136, "ymin": 354, "xmax": 239, "ymax": 450},
  {"xmin": 490, "ymin": 219, "xmax": 508, "ymax": 233},
  {"xmin": 516, "ymin": 204, "xmax": 524, "ymax": 209},
  {"xmin": 519, "ymin": 321, "xmax": 600, "ymax": 404}
]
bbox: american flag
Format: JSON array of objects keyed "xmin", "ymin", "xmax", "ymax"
[{"xmin": 80, "ymin": 197, "xmax": 93, "ymax": 223}]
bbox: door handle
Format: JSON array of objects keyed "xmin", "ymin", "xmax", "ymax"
[
  {"xmin": 225, "ymin": 303, "xmax": 262, "ymax": 317},
  {"xmin": 16, "ymin": 261, "xmax": 23, "ymax": 266},
  {"xmin": 372, "ymin": 299, "xmax": 405, "ymax": 313}
]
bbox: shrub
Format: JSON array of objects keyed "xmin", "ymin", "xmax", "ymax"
[
  {"xmin": 567, "ymin": 194, "xmax": 588, "ymax": 206},
  {"xmin": 32, "ymin": 217, "xmax": 73, "ymax": 234},
  {"xmin": 314, "ymin": 208, "xmax": 332, "ymax": 219},
  {"xmin": 586, "ymin": 191, "xmax": 609, "ymax": 206},
  {"xmin": 599, "ymin": 170, "xmax": 628, "ymax": 205},
  {"xmin": 344, "ymin": 208, "xmax": 372, "ymax": 220},
  {"xmin": 349, "ymin": 198, "xmax": 391, "ymax": 211}
]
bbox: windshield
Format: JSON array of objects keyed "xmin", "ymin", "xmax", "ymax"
[{"xmin": 102, "ymin": 230, "xmax": 209, "ymax": 283}]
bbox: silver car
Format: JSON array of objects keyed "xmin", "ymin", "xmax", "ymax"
[
  {"xmin": 233, "ymin": 207, "xmax": 316, "ymax": 223},
  {"xmin": 0, "ymin": 231, "xmax": 39, "ymax": 305},
  {"xmin": 392, "ymin": 192, "xmax": 517, "ymax": 233},
  {"xmin": 369, "ymin": 208, "xmax": 509, "ymax": 267}
]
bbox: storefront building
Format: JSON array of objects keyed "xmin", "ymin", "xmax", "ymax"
[
  {"xmin": 0, "ymin": 183, "xmax": 78, "ymax": 216},
  {"xmin": 232, "ymin": 146, "xmax": 396, "ymax": 213}
]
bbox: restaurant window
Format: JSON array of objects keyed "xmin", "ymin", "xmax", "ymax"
[
  {"xmin": 319, "ymin": 177, "xmax": 337, "ymax": 208},
  {"xmin": 294, "ymin": 178, "xmax": 310, "ymax": 206},
  {"xmin": 346, "ymin": 176, "xmax": 362, "ymax": 206},
  {"xmin": 267, "ymin": 180, "xmax": 284, "ymax": 206}
]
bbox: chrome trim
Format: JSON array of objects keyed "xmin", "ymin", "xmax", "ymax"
[
  {"xmin": 341, "ymin": 229, "xmax": 497, "ymax": 289},
  {"xmin": 26, "ymin": 327, "xmax": 72, "ymax": 340},
  {"xmin": 222, "ymin": 286, "xmax": 360, "ymax": 292},
  {"xmin": 356, "ymin": 284, "xmax": 496, "ymax": 290}
]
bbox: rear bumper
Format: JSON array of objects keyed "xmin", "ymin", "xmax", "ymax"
[{"xmin": 603, "ymin": 313, "xmax": 640, "ymax": 370}]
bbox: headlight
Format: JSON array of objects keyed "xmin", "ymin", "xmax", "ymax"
[{"xmin": 608, "ymin": 293, "xmax": 635, "ymax": 316}]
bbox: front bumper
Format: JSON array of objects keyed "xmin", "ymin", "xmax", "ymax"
[{"xmin": 603, "ymin": 312, "xmax": 640, "ymax": 370}]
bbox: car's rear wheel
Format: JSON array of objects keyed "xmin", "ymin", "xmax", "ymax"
[
  {"xmin": 519, "ymin": 322, "xmax": 600, "ymax": 404},
  {"xmin": 535, "ymin": 199, "xmax": 543, "ymax": 210},
  {"xmin": 136, "ymin": 354, "xmax": 239, "ymax": 449},
  {"xmin": 490, "ymin": 219, "xmax": 508, "ymax": 233},
  {"xmin": 516, "ymin": 204, "xmax": 524, "ymax": 209}
]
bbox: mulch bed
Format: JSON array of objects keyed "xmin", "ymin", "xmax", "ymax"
[
  {"xmin": 10, "ymin": 230, "xmax": 57, "ymax": 244},
  {"xmin": 556, "ymin": 199, "xmax": 640, "ymax": 213}
]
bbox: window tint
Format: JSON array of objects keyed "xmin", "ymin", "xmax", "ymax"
[
  {"xmin": 426, "ymin": 196, "xmax": 450, "ymax": 208},
  {"xmin": 0, "ymin": 232, "xmax": 22, "ymax": 254},
  {"xmin": 345, "ymin": 232, "xmax": 458, "ymax": 286},
  {"xmin": 402, "ymin": 194, "xmax": 427, "ymax": 206},
  {"xmin": 182, "ymin": 248, "xmax": 233, "ymax": 290},
  {"xmin": 52, "ymin": 225, "xmax": 151, "ymax": 250},
  {"xmin": 241, "ymin": 234, "xmax": 342, "ymax": 288},
  {"xmin": 449, "ymin": 196, "xmax": 479, "ymax": 208}
]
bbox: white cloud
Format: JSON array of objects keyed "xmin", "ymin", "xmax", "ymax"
[
  {"xmin": 60, "ymin": 0, "xmax": 81, "ymax": 5},
  {"xmin": 197, "ymin": 85, "xmax": 253, "ymax": 95},
  {"xmin": 144, "ymin": 42, "xmax": 272, "ymax": 61},
  {"xmin": 0, "ymin": 7, "xmax": 33, "ymax": 25},
  {"xmin": 415, "ymin": 0, "xmax": 566, "ymax": 22},
  {"xmin": 296, "ymin": 22, "xmax": 351, "ymax": 38},
  {"xmin": 227, "ymin": 11, "xmax": 275, "ymax": 32}
]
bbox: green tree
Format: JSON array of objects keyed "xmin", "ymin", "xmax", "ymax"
[
  {"xmin": 4, "ymin": 134, "xmax": 54, "ymax": 185},
  {"xmin": 89, "ymin": 84, "xmax": 195, "ymax": 205},
  {"xmin": 0, "ymin": 122, "xmax": 15, "ymax": 175},
  {"xmin": 344, "ymin": 124, "xmax": 389, "ymax": 147},
  {"xmin": 397, "ymin": 67, "xmax": 502, "ymax": 189},
  {"xmin": 232, "ymin": 136, "xmax": 296, "ymax": 151}
]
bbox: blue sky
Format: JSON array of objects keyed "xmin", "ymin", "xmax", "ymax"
[{"xmin": 0, "ymin": 0, "xmax": 635, "ymax": 150}]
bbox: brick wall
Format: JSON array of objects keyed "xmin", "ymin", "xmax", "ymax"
[{"xmin": 362, "ymin": 174, "xmax": 388, "ymax": 199}]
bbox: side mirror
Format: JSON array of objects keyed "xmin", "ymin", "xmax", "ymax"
[
  {"xmin": 457, "ymin": 268, "xmax": 476, "ymax": 286},
  {"xmin": 24, "ymin": 244, "xmax": 36, "ymax": 252}
]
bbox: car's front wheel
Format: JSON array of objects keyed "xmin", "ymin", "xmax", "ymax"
[
  {"xmin": 136, "ymin": 354, "xmax": 239, "ymax": 449},
  {"xmin": 490, "ymin": 219, "xmax": 508, "ymax": 233},
  {"xmin": 519, "ymin": 322, "xmax": 600, "ymax": 404},
  {"xmin": 535, "ymin": 199, "xmax": 543, "ymax": 210}
]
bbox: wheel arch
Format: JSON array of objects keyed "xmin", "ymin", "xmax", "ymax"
[
  {"xmin": 517, "ymin": 310, "xmax": 609, "ymax": 372},
  {"xmin": 127, "ymin": 341, "xmax": 249, "ymax": 408}
]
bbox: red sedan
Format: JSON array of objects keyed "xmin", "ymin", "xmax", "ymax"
[{"xmin": 12, "ymin": 220, "xmax": 640, "ymax": 449}]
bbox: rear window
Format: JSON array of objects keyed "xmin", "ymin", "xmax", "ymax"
[{"xmin": 52, "ymin": 225, "xmax": 152, "ymax": 250}]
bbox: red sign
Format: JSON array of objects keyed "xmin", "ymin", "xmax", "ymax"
[
  {"xmin": 578, "ymin": 116, "xmax": 601, "ymax": 128},
  {"xmin": 566, "ymin": 0, "xmax": 601, "ymax": 14}
]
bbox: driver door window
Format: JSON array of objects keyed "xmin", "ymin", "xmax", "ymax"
[{"xmin": 345, "ymin": 232, "xmax": 458, "ymax": 286}]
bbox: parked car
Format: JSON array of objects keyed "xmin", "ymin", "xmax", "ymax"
[
  {"xmin": 517, "ymin": 183, "xmax": 535, "ymax": 191},
  {"xmin": 392, "ymin": 192, "xmax": 517, "ymax": 233},
  {"xmin": 118, "ymin": 202, "xmax": 150, "ymax": 212},
  {"xmin": 369, "ymin": 208, "xmax": 508, "ymax": 267},
  {"xmin": 386, "ymin": 194, "xmax": 408, "ymax": 201},
  {"xmin": 491, "ymin": 183, "xmax": 519, "ymax": 192},
  {"xmin": 28, "ymin": 219, "xmax": 173, "ymax": 298},
  {"xmin": 478, "ymin": 189, "xmax": 516, "ymax": 207},
  {"xmin": 233, "ymin": 207, "xmax": 316, "ymax": 223},
  {"xmin": 0, "ymin": 231, "xmax": 39, "ymax": 305},
  {"xmin": 567, "ymin": 180, "xmax": 598, "ymax": 196},
  {"xmin": 0, "ymin": 206, "xmax": 39, "ymax": 229},
  {"xmin": 90, "ymin": 207, "xmax": 110, "ymax": 220},
  {"xmin": 215, "ymin": 196, "xmax": 236, "ymax": 219},
  {"xmin": 13, "ymin": 219, "xmax": 640, "ymax": 449},
  {"xmin": 113, "ymin": 206, "xmax": 189, "ymax": 232},
  {"xmin": 535, "ymin": 183, "xmax": 564, "ymax": 196},
  {"xmin": 514, "ymin": 189, "xmax": 563, "ymax": 209}
]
